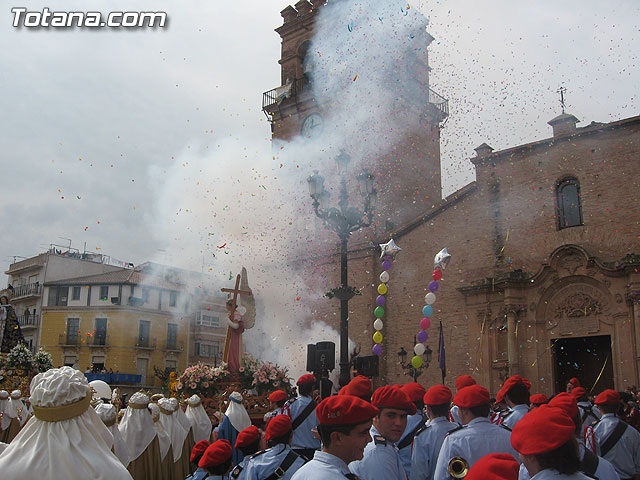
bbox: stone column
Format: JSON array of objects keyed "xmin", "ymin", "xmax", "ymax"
[
  {"xmin": 506, "ymin": 306, "xmax": 519, "ymax": 376},
  {"xmin": 626, "ymin": 277, "xmax": 640, "ymax": 386}
]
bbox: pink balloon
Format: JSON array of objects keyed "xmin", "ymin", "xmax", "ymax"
[{"xmin": 420, "ymin": 317, "xmax": 431, "ymax": 330}]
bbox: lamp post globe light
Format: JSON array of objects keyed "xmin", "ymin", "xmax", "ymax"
[
  {"xmin": 398, "ymin": 343, "xmax": 433, "ymax": 382},
  {"xmin": 307, "ymin": 151, "xmax": 376, "ymax": 387}
]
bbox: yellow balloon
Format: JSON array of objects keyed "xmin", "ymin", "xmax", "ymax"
[
  {"xmin": 373, "ymin": 331, "xmax": 383, "ymax": 344},
  {"xmin": 377, "ymin": 283, "xmax": 388, "ymax": 295},
  {"xmin": 411, "ymin": 355, "xmax": 423, "ymax": 369}
]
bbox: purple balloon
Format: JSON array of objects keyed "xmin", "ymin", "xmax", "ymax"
[
  {"xmin": 416, "ymin": 330, "xmax": 428, "ymax": 343},
  {"xmin": 429, "ymin": 280, "xmax": 439, "ymax": 292},
  {"xmin": 382, "ymin": 260, "xmax": 392, "ymax": 271},
  {"xmin": 372, "ymin": 344, "xmax": 383, "ymax": 356},
  {"xmin": 376, "ymin": 295, "xmax": 386, "ymax": 306}
]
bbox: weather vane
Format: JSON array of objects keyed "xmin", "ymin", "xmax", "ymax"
[{"xmin": 557, "ymin": 86, "xmax": 567, "ymax": 114}]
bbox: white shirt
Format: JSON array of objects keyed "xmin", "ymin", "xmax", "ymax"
[
  {"xmin": 590, "ymin": 413, "xmax": 640, "ymax": 478},
  {"xmin": 349, "ymin": 425, "xmax": 406, "ymax": 480},
  {"xmin": 410, "ymin": 416, "xmax": 457, "ymax": 480},
  {"xmin": 433, "ymin": 417, "xmax": 519, "ymax": 480},
  {"xmin": 502, "ymin": 404, "xmax": 529, "ymax": 429},
  {"xmin": 242, "ymin": 443, "xmax": 306, "ymax": 480},
  {"xmin": 291, "ymin": 451, "xmax": 354, "ymax": 480}
]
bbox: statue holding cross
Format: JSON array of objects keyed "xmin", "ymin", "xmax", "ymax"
[{"xmin": 221, "ymin": 267, "xmax": 255, "ymax": 372}]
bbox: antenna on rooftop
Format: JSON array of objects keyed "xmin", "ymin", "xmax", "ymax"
[{"xmin": 557, "ymin": 86, "xmax": 567, "ymax": 114}]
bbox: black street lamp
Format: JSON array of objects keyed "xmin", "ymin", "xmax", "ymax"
[
  {"xmin": 308, "ymin": 151, "xmax": 376, "ymax": 387},
  {"xmin": 398, "ymin": 343, "xmax": 433, "ymax": 382}
]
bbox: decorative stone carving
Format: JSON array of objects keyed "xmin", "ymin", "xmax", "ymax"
[
  {"xmin": 546, "ymin": 283, "xmax": 611, "ymax": 336},
  {"xmin": 558, "ymin": 253, "xmax": 584, "ymax": 276}
]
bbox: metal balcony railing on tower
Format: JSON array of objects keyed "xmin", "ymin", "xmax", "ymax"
[
  {"xmin": 11, "ymin": 282, "xmax": 42, "ymax": 299},
  {"xmin": 17, "ymin": 314, "xmax": 40, "ymax": 328}
]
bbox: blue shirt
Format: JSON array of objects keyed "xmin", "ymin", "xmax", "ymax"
[
  {"xmin": 291, "ymin": 451, "xmax": 354, "ymax": 480},
  {"xmin": 501, "ymin": 404, "xmax": 529, "ymax": 429},
  {"xmin": 349, "ymin": 425, "xmax": 407, "ymax": 480},
  {"xmin": 286, "ymin": 396, "xmax": 321, "ymax": 450},
  {"xmin": 410, "ymin": 417, "xmax": 458, "ymax": 480},
  {"xmin": 186, "ymin": 468, "xmax": 208, "ymax": 480},
  {"xmin": 230, "ymin": 456, "xmax": 251, "ymax": 480},
  {"xmin": 242, "ymin": 444, "xmax": 306, "ymax": 480},
  {"xmin": 218, "ymin": 416, "xmax": 245, "ymax": 466},
  {"xmin": 590, "ymin": 413, "xmax": 640, "ymax": 478},
  {"xmin": 399, "ymin": 412, "xmax": 426, "ymax": 477}
]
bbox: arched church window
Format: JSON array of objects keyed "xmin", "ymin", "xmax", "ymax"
[
  {"xmin": 297, "ymin": 40, "xmax": 313, "ymax": 84},
  {"xmin": 556, "ymin": 177, "xmax": 583, "ymax": 229}
]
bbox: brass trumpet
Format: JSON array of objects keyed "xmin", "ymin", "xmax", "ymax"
[{"xmin": 448, "ymin": 456, "xmax": 469, "ymax": 478}]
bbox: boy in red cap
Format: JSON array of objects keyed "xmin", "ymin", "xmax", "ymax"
[
  {"xmin": 284, "ymin": 374, "xmax": 320, "ymax": 460},
  {"xmin": 586, "ymin": 389, "xmax": 640, "ymax": 479},
  {"xmin": 411, "ymin": 385, "xmax": 458, "ymax": 480},
  {"xmin": 511, "ymin": 405, "xmax": 585, "ymax": 478},
  {"xmin": 398, "ymin": 382, "xmax": 428, "ymax": 477},
  {"xmin": 229, "ymin": 425, "xmax": 261, "ymax": 479},
  {"xmin": 241, "ymin": 414, "xmax": 305, "ymax": 480},
  {"xmin": 199, "ymin": 439, "xmax": 233, "ymax": 480},
  {"xmin": 497, "ymin": 375, "xmax": 531, "ymax": 429},
  {"xmin": 264, "ymin": 390, "xmax": 288, "ymax": 427},
  {"xmin": 450, "ymin": 374, "xmax": 476, "ymax": 424},
  {"xmin": 340, "ymin": 375, "xmax": 373, "ymax": 402},
  {"xmin": 291, "ymin": 394, "xmax": 379, "ymax": 479},
  {"xmin": 571, "ymin": 387, "xmax": 601, "ymax": 432},
  {"xmin": 529, "ymin": 394, "xmax": 549, "ymax": 408},
  {"xmin": 434, "ymin": 384, "xmax": 518, "ymax": 478},
  {"xmin": 466, "ymin": 453, "xmax": 519, "ymax": 480},
  {"xmin": 349, "ymin": 386, "xmax": 416, "ymax": 480},
  {"xmin": 185, "ymin": 440, "xmax": 210, "ymax": 480},
  {"xmin": 567, "ymin": 377, "xmax": 581, "ymax": 394}
]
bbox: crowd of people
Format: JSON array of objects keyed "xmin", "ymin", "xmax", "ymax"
[{"xmin": 0, "ymin": 366, "xmax": 639, "ymax": 479}]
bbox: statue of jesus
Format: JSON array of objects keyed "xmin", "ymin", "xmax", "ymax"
[{"xmin": 221, "ymin": 268, "xmax": 255, "ymax": 372}]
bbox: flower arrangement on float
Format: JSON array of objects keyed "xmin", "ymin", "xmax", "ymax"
[{"xmin": 177, "ymin": 361, "xmax": 230, "ymax": 397}]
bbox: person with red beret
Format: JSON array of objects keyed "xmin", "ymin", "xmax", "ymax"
[
  {"xmin": 466, "ymin": 453, "xmax": 519, "ymax": 480},
  {"xmin": 291, "ymin": 394, "xmax": 379, "ymax": 479},
  {"xmin": 530, "ymin": 394, "xmax": 549, "ymax": 408},
  {"xmin": 585, "ymin": 389, "xmax": 640, "ymax": 479},
  {"xmin": 282, "ymin": 374, "xmax": 320, "ymax": 461},
  {"xmin": 571, "ymin": 387, "xmax": 601, "ymax": 432},
  {"xmin": 518, "ymin": 393, "xmax": 619, "ymax": 480},
  {"xmin": 199, "ymin": 439, "xmax": 233, "ymax": 479},
  {"xmin": 497, "ymin": 375, "xmax": 531, "ymax": 429},
  {"xmin": 349, "ymin": 386, "xmax": 417, "ymax": 480},
  {"xmin": 511, "ymin": 405, "xmax": 590, "ymax": 479},
  {"xmin": 567, "ymin": 378, "xmax": 581, "ymax": 394},
  {"xmin": 229, "ymin": 425, "xmax": 261, "ymax": 479},
  {"xmin": 185, "ymin": 440, "xmax": 210, "ymax": 480},
  {"xmin": 450, "ymin": 375, "xmax": 476, "ymax": 425},
  {"xmin": 410, "ymin": 385, "xmax": 457, "ymax": 480},
  {"xmin": 340, "ymin": 375, "xmax": 373, "ymax": 402},
  {"xmin": 434, "ymin": 384, "xmax": 519, "ymax": 478},
  {"xmin": 241, "ymin": 414, "xmax": 305, "ymax": 480},
  {"xmin": 264, "ymin": 390, "xmax": 288, "ymax": 427},
  {"xmin": 398, "ymin": 382, "xmax": 428, "ymax": 476},
  {"xmin": 491, "ymin": 391, "xmax": 510, "ymax": 426}
]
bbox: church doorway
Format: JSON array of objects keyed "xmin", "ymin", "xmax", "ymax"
[{"xmin": 552, "ymin": 335, "xmax": 614, "ymax": 394}]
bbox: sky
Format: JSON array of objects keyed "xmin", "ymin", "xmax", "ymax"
[{"xmin": 1, "ymin": 0, "xmax": 638, "ymax": 371}]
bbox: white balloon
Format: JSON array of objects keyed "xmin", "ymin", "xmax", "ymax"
[
  {"xmin": 425, "ymin": 292, "xmax": 436, "ymax": 305},
  {"xmin": 373, "ymin": 319, "xmax": 383, "ymax": 331},
  {"xmin": 414, "ymin": 343, "xmax": 426, "ymax": 356},
  {"xmin": 380, "ymin": 271, "xmax": 390, "ymax": 283}
]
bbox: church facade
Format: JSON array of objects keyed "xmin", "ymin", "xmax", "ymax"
[{"xmin": 264, "ymin": 1, "xmax": 640, "ymax": 396}]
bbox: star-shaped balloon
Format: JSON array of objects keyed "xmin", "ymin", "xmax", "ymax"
[
  {"xmin": 434, "ymin": 247, "xmax": 451, "ymax": 270},
  {"xmin": 379, "ymin": 238, "xmax": 402, "ymax": 259}
]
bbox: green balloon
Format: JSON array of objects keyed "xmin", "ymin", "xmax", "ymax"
[
  {"xmin": 374, "ymin": 306, "xmax": 385, "ymax": 318},
  {"xmin": 411, "ymin": 355, "xmax": 423, "ymax": 369}
]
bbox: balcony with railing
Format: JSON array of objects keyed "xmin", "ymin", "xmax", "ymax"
[
  {"xmin": 59, "ymin": 333, "xmax": 80, "ymax": 347},
  {"xmin": 87, "ymin": 334, "xmax": 109, "ymax": 348},
  {"xmin": 11, "ymin": 283, "xmax": 42, "ymax": 300},
  {"xmin": 17, "ymin": 314, "xmax": 40, "ymax": 329},
  {"xmin": 163, "ymin": 339, "xmax": 184, "ymax": 353},
  {"xmin": 135, "ymin": 337, "xmax": 157, "ymax": 350}
]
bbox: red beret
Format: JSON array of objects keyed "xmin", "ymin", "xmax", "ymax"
[
  {"xmin": 371, "ymin": 386, "xmax": 417, "ymax": 415},
  {"xmin": 268, "ymin": 390, "xmax": 287, "ymax": 403},
  {"xmin": 466, "ymin": 453, "xmax": 519, "ymax": 480},
  {"xmin": 198, "ymin": 439, "xmax": 232, "ymax": 468},
  {"xmin": 548, "ymin": 393, "xmax": 579, "ymax": 420},
  {"xmin": 454, "ymin": 384, "xmax": 491, "ymax": 408},
  {"xmin": 529, "ymin": 394, "xmax": 549, "ymax": 405},
  {"xmin": 297, "ymin": 374, "xmax": 316, "ymax": 386},
  {"xmin": 569, "ymin": 377, "xmax": 581, "ymax": 387},
  {"xmin": 496, "ymin": 389, "xmax": 505, "ymax": 403},
  {"xmin": 595, "ymin": 389, "xmax": 620, "ymax": 406},
  {"xmin": 571, "ymin": 387, "xmax": 587, "ymax": 399},
  {"xmin": 190, "ymin": 440, "xmax": 210, "ymax": 463},
  {"xmin": 499, "ymin": 375, "xmax": 531, "ymax": 396},
  {"xmin": 456, "ymin": 375, "xmax": 477, "ymax": 390},
  {"xmin": 511, "ymin": 405, "xmax": 575, "ymax": 455},
  {"xmin": 265, "ymin": 413, "xmax": 292, "ymax": 442},
  {"xmin": 401, "ymin": 382, "xmax": 427, "ymax": 403},
  {"xmin": 347, "ymin": 375, "xmax": 373, "ymax": 398},
  {"xmin": 316, "ymin": 394, "xmax": 379, "ymax": 425},
  {"xmin": 424, "ymin": 385, "xmax": 452, "ymax": 406},
  {"xmin": 235, "ymin": 425, "xmax": 260, "ymax": 448}
]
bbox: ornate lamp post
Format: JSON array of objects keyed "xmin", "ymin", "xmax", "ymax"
[
  {"xmin": 307, "ymin": 151, "xmax": 377, "ymax": 387},
  {"xmin": 398, "ymin": 343, "xmax": 433, "ymax": 382}
]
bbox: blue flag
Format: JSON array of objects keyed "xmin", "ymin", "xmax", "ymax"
[{"xmin": 438, "ymin": 321, "xmax": 446, "ymax": 383}]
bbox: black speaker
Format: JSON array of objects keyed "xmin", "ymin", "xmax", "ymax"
[
  {"xmin": 315, "ymin": 341, "xmax": 335, "ymax": 372},
  {"xmin": 306, "ymin": 344, "xmax": 317, "ymax": 372},
  {"xmin": 353, "ymin": 355, "xmax": 379, "ymax": 378}
]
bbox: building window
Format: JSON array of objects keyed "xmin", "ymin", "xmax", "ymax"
[
  {"xmin": 91, "ymin": 356, "xmax": 105, "ymax": 373},
  {"xmin": 167, "ymin": 323, "xmax": 177, "ymax": 350},
  {"xmin": 63, "ymin": 355, "xmax": 77, "ymax": 367},
  {"xmin": 165, "ymin": 359, "xmax": 177, "ymax": 372},
  {"xmin": 99, "ymin": 286, "xmax": 109, "ymax": 300},
  {"xmin": 138, "ymin": 320, "xmax": 150, "ymax": 347},
  {"xmin": 95, "ymin": 318, "xmax": 107, "ymax": 346},
  {"xmin": 72, "ymin": 286, "xmax": 81, "ymax": 301},
  {"xmin": 195, "ymin": 342, "xmax": 220, "ymax": 358},
  {"xmin": 196, "ymin": 312, "xmax": 220, "ymax": 328},
  {"xmin": 169, "ymin": 292, "xmax": 177, "ymax": 307},
  {"xmin": 142, "ymin": 288, "xmax": 150, "ymax": 302},
  {"xmin": 48, "ymin": 286, "xmax": 69, "ymax": 307},
  {"xmin": 556, "ymin": 177, "xmax": 583, "ymax": 229},
  {"xmin": 66, "ymin": 318, "xmax": 80, "ymax": 345}
]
